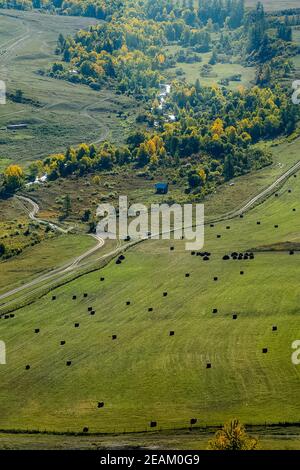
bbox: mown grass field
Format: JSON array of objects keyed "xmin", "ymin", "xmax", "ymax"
[
  {"xmin": 0, "ymin": 10, "xmax": 142, "ymax": 165},
  {"xmin": 0, "ymin": 162, "xmax": 300, "ymax": 436}
]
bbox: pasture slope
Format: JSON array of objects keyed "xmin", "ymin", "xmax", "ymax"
[{"xmin": 0, "ymin": 165, "xmax": 300, "ymax": 435}]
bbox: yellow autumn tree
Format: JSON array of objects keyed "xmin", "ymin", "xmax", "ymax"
[
  {"xmin": 208, "ymin": 419, "xmax": 258, "ymax": 450},
  {"xmin": 211, "ymin": 118, "xmax": 224, "ymax": 137}
]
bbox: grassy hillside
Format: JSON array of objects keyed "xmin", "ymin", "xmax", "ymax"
[
  {"xmin": 0, "ymin": 10, "xmax": 141, "ymax": 165},
  {"xmin": 0, "ymin": 163, "xmax": 300, "ymax": 434}
]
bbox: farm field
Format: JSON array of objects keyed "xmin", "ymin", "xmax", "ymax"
[
  {"xmin": 0, "ymin": 427, "xmax": 300, "ymax": 450},
  {"xmin": 246, "ymin": 0, "xmax": 300, "ymax": 10},
  {"xmin": 0, "ymin": 164, "xmax": 300, "ymax": 434},
  {"xmin": 0, "ymin": 10, "xmax": 142, "ymax": 165}
]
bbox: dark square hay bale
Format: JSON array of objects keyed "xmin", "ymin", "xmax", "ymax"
[
  {"xmin": 293, "ymin": 208, "xmax": 296, "ymax": 212},
  {"xmin": 112, "ymin": 334, "xmax": 117, "ymax": 340},
  {"xmin": 226, "ymin": 226, "xmax": 230, "ymax": 230},
  {"xmin": 10, "ymin": 314, "xmax": 15, "ymax": 318},
  {"xmin": 83, "ymin": 427, "xmax": 89, "ymax": 433},
  {"xmin": 257, "ymin": 221, "xmax": 261, "ymax": 225},
  {"xmin": 25, "ymin": 365, "xmax": 30, "ymax": 370},
  {"xmin": 148, "ymin": 307, "xmax": 153, "ymax": 312},
  {"xmin": 163, "ymin": 292, "xmax": 168, "ymax": 297},
  {"xmin": 223, "ymin": 255, "xmax": 230, "ymax": 260},
  {"xmin": 98, "ymin": 402, "xmax": 104, "ymax": 408},
  {"xmin": 232, "ymin": 314, "xmax": 238, "ymax": 320},
  {"xmin": 90, "ymin": 311, "xmax": 95, "ymax": 316},
  {"xmin": 217, "ymin": 235, "xmax": 221, "ymax": 238},
  {"xmin": 210, "ymin": 224, "xmax": 214, "ymax": 228},
  {"xmin": 213, "ymin": 277, "xmax": 218, "ymax": 281},
  {"xmin": 72, "ymin": 295, "xmax": 77, "ymax": 300},
  {"xmin": 126, "ymin": 301, "xmax": 131, "ymax": 305},
  {"xmin": 274, "ymin": 225, "xmax": 279, "ymax": 228},
  {"xmin": 288, "ymin": 189, "xmax": 292, "ymax": 193},
  {"xmin": 74, "ymin": 323, "xmax": 80, "ymax": 328},
  {"xmin": 206, "ymin": 363, "xmax": 211, "ymax": 369},
  {"xmin": 262, "ymin": 348, "xmax": 268, "ymax": 354},
  {"xmin": 240, "ymin": 214, "xmax": 244, "ymax": 218},
  {"xmin": 52, "ymin": 295, "xmax": 56, "ymax": 301},
  {"xmin": 190, "ymin": 418, "xmax": 197, "ymax": 425},
  {"xmin": 191, "ymin": 251, "xmax": 195, "ymax": 256},
  {"xmin": 203, "ymin": 256, "xmax": 210, "ymax": 261},
  {"xmin": 170, "ymin": 246, "xmax": 174, "ymax": 251},
  {"xmin": 83, "ymin": 293, "xmax": 88, "ymax": 298},
  {"xmin": 240, "ymin": 271, "xmax": 244, "ymax": 275},
  {"xmin": 272, "ymin": 326, "xmax": 277, "ymax": 331},
  {"xmin": 212, "ymin": 308, "xmax": 218, "ymax": 313},
  {"xmin": 150, "ymin": 421, "xmax": 157, "ymax": 428},
  {"xmin": 185, "ymin": 273, "xmax": 190, "ymax": 277},
  {"xmin": 35, "ymin": 329, "xmax": 40, "ymax": 334},
  {"xmin": 100, "ymin": 277, "xmax": 105, "ymax": 281},
  {"xmin": 116, "ymin": 259, "xmax": 122, "ymax": 265},
  {"xmin": 66, "ymin": 361, "xmax": 72, "ymax": 366},
  {"xmin": 60, "ymin": 341, "xmax": 66, "ymax": 346},
  {"xmin": 4, "ymin": 315, "xmax": 9, "ymax": 319},
  {"xmin": 169, "ymin": 331, "xmax": 175, "ymax": 336},
  {"xmin": 290, "ymin": 251, "xmax": 294, "ymax": 255},
  {"xmin": 119, "ymin": 254, "xmax": 125, "ymax": 261}
]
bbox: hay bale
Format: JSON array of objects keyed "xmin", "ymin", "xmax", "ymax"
[
  {"xmin": 4, "ymin": 315, "xmax": 9, "ymax": 319},
  {"xmin": 148, "ymin": 307, "xmax": 153, "ymax": 312},
  {"xmin": 34, "ymin": 329, "xmax": 40, "ymax": 334},
  {"xmin": 272, "ymin": 326, "xmax": 277, "ymax": 331},
  {"xmin": 60, "ymin": 341, "xmax": 66, "ymax": 346},
  {"xmin": 10, "ymin": 314, "xmax": 15, "ymax": 318},
  {"xmin": 83, "ymin": 293, "xmax": 88, "ymax": 298},
  {"xmin": 223, "ymin": 255, "xmax": 230, "ymax": 260},
  {"xmin": 88, "ymin": 307, "xmax": 93, "ymax": 312},
  {"xmin": 275, "ymin": 193, "xmax": 279, "ymax": 197},
  {"xmin": 116, "ymin": 259, "xmax": 122, "ymax": 265},
  {"xmin": 83, "ymin": 427, "xmax": 89, "ymax": 433},
  {"xmin": 119, "ymin": 254, "xmax": 125, "ymax": 261},
  {"xmin": 170, "ymin": 246, "xmax": 174, "ymax": 251},
  {"xmin": 226, "ymin": 226, "xmax": 230, "ymax": 230},
  {"xmin": 293, "ymin": 208, "xmax": 296, "ymax": 212},
  {"xmin": 112, "ymin": 334, "xmax": 117, "ymax": 340},
  {"xmin": 257, "ymin": 221, "xmax": 261, "ymax": 225},
  {"xmin": 217, "ymin": 235, "xmax": 221, "ymax": 239},
  {"xmin": 210, "ymin": 224, "xmax": 214, "ymax": 228},
  {"xmin": 150, "ymin": 421, "xmax": 157, "ymax": 428},
  {"xmin": 262, "ymin": 348, "xmax": 268, "ymax": 354},
  {"xmin": 240, "ymin": 271, "xmax": 244, "ymax": 275},
  {"xmin": 90, "ymin": 311, "xmax": 95, "ymax": 316},
  {"xmin": 232, "ymin": 314, "xmax": 238, "ymax": 320},
  {"xmin": 274, "ymin": 225, "xmax": 279, "ymax": 228},
  {"xmin": 213, "ymin": 277, "xmax": 218, "ymax": 281},
  {"xmin": 231, "ymin": 252, "xmax": 238, "ymax": 258},
  {"xmin": 190, "ymin": 418, "xmax": 197, "ymax": 425},
  {"xmin": 52, "ymin": 296, "xmax": 56, "ymax": 301},
  {"xmin": 212, "ymin": 308, "xmax": 218, "ymax": 314},
  {"xmin": 240, "ymin": 214, "xmax": 244, "ymax": 218},
  {"xmin": 72, "ymin": 295, "xmax": 77, "ymax": 300},
  {"xmin": 288, "ymin": 189, "xmax": 292, "ymax": 193},
  {"xmin": 185, "ymin": 273, "xmax": 190, "ymax": 278},
  {"xmin": 289, "ymin": 251, "xmax": 294, "ymax": 255},
  {"xmin": 100, "ymin": 277, "xmax": 105, "ymax": 281},
  {"xmin": 163, "ymin": 292, "xmax": 168, "ymax": 297},
  {"xmin": 169, "ymin": 331, "xmax": 175, "ymax": 336},
  {"xmin": 25, "ymin": 365, "xmax": 30, "ymax": 370},
  {"xmin": 203, "ymin": 256, "xmax": 210, "ymax": 261},
  {"xmin": 206, "ymin": 363, "xmax": 211, "ymax": 369},
  {"xmin": 74, "ymin": 323, "xmax": 80, "ymax": 328},
  {"xmin": 126, "ymin": 301, "xmax": 131, "ymax": 305},
  {"xmin": 98, "ymin": 402, "xmax": 104, "ymax": 408},
  {"xmin": 191, "ymin": 251, "xmax": 196, "ymax": 256}
]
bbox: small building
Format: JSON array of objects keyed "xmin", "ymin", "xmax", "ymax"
[{"xmin": 155, "ymin": 182, "xmax": 169, "ymax": 195}]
